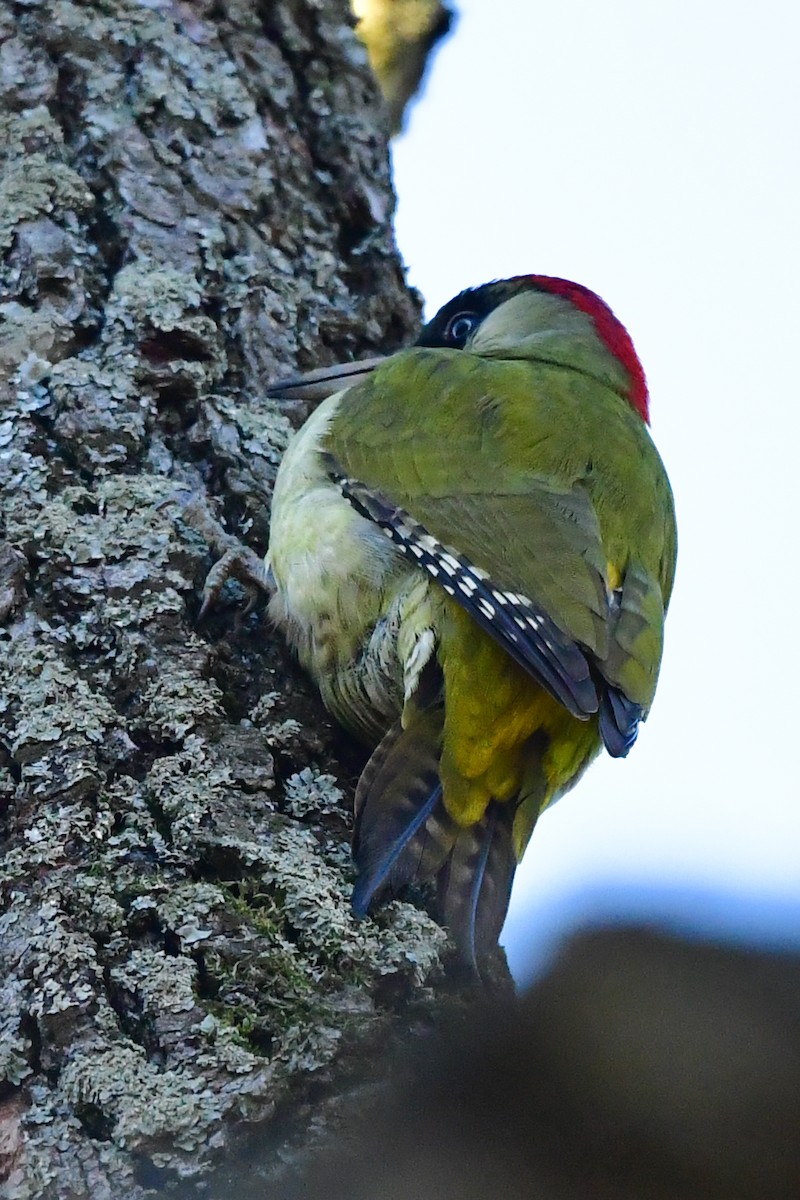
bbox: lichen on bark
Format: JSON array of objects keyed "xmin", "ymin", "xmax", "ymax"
[{"xmin": 0, "ymin": 2, "xmax": 452, "ymax": 1196}]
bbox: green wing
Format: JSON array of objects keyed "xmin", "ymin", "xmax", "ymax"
[{"xmin": 327, "ymin": 347, "xmax": 676, "ymax": 729}]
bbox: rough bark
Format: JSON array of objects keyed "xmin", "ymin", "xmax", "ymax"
[{"xmin": 0, "ymin": 2, "xmax": 456, "ymax": 1195}]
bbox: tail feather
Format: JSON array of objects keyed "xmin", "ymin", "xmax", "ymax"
[
  {"xmin": 439, "ymin": 802, "xmax": 517, "ymax": 972},
  {"xmin": 599, "ymin": 685, "xmax": 641, "ymax": 757},
  {"xmin": 352, "ymin": 706, "xmax": 458, "ymax": 917},
  {"xmin": 352, "ymin": 718, "xmax": 403, "ymax": 832},
  {"xmin": 352, "ymin": 782, "xmax": 447, "ymax": 917},
  {"xmin": 352, "ymin": 712, "xmax": 550, "ymax": 973}
]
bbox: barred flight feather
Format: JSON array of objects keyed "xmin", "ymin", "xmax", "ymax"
[{"xmin": 322, "ymin": 456, "xmax": 599, "ymax": 721}]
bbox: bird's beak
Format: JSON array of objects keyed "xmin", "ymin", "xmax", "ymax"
[{"xmin": 266, "ymin": 355, "xmax": 388, "ymax": 402}]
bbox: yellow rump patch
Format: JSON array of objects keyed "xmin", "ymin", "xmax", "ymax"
[{"xmin": 437, "ymin": 603, "xmax": 601, "ymax": 837}]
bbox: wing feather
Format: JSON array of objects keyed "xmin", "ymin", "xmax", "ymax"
[{"xmin": 325, "ymin": 462, "xmax": 598, "ymax": 719}]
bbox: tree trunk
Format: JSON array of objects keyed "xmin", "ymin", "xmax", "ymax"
[{"xmin": 0, "ymin": 2, "xmax": 457, "ymax": 1195}]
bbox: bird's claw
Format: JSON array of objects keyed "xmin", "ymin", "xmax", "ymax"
[{"xmin": 200, "ymin": 546, "xmax": 273, "ymax": 620}]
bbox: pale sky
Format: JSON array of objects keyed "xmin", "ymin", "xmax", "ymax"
[{"xmin": 391, "ymin": 0, "xmax": 800, "ymax": 980}]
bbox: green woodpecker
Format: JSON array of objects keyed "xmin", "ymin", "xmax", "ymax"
[{"xmin": 266, "ymin": 276, "xmax": 677, "ymax": 969}]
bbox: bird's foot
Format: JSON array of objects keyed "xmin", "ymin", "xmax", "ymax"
[
  {"xmin": 200, "ymin": 545, "xmax": 272, "ymax": 620},
  {"xmin": 174, "ymin": 492, "xmax": 273, "ymax": 619}
]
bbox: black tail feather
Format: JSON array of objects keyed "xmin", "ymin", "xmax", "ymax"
[
  {"xmin": 351, "ymin": 706, "xmax": 458, "ymax": 916},
  {"xmin": 352, "ymin": 782, "xmax": 446, "ymax": 917},
  {"xmin": 352, "ymin": 708, "xmax": 542, "ymax": 972},
  {"xmin": 352, "ymin": 719, "xmax": 403, "ymax": 837},
  {"xmin": 599, "ymin": 685, "xmax": 641, "ymax": 757},
  {"xmin": 439, "ymin": 801, "xmax": 517, "ymax": 973}
]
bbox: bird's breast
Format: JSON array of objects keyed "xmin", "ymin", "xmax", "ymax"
[{"xmin": 266, "ymin": 393, "xmax": 421, "ymax": 740}]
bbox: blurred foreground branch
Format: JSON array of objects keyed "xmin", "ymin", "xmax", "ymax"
[
  {"xmin": 354, "ymin": 0, "xmax": 454, "ymax": 132},
  {"xmin": 278, "ymin": 925, "xmax": 800, "ymax": 1200}
]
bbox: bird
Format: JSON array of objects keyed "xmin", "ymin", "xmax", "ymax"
[{"xmin": 265, "ymin": 275, "xmax": 677, "ymax": 971}]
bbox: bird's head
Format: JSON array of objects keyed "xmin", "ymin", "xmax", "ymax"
[{"xmin": 417, "ymin": 275, "xmax": 649, "ymax": 423}]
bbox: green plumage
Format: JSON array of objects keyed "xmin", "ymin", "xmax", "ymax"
[
  {"xmin": 266, "ymin": 276, "xmax": 677, "ymax": 970},
  {"xmin": 327, "ymin": 348, "xmax": 675, "ymax": 710}
]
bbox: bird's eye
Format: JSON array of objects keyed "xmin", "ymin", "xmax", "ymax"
[{"xmin": 445, "ymin": 312, "xmax": 480, "ymax": 347}]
